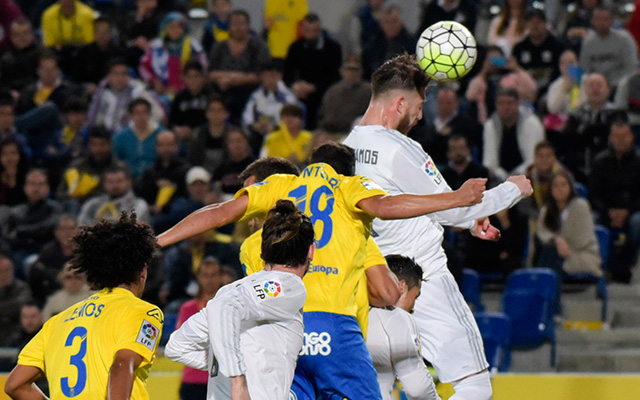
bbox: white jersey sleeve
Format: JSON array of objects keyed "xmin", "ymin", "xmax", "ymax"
[
  {"xmin": 165, "ymin": 309, "xmax": 209, "ymax": 370},
  {"xmin": 207, "ymin": 270, "xmax": 307, "ymax": 378}
]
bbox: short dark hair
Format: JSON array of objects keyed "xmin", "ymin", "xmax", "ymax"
[
  {"xmin": 239, "ymin": 157, "xmax": 300, "ymax": 183},
  {"xmin": 448, "ymin": 133, "xmax": 470, "ymax": 147},
  {"xmin": 0, "ymin": 89, "xmax": 14, "ymax": 108},
  {"xmin": 128, "ymin": 97, "xmax": 152, "ymax": 113},
  {"xmin": 62, "ymin": 96, "xmax": 88, "ymax": 113},
  {"xmin": 94, "ymin": 16, "xmax": 112, "ymax": 27},
  {"xmin": 303, "ymin": 13, "xmax": 320, "ymax": 24},
  {"xmin": 310, "ymin": 142, "xmax": 355, "ymax": 176},
  {"xmin": 259, "ymin": 59, "xmax": 284, "ymax": 73},
  {"xmin": 108, "ymin": 58, "xmax": 129, "ymax": 72},
  {"xmin": 385, "ymin": 255, "xmax": 423, "ymax": 289},
  {"xmin": 524, "ymin": 7, "xmax": 546, "ymax": 22},
  {"xmin": 70, "ymin": 212, "xmax": 158, "ymax": 290},
  {"xmin": 280, "ymin": 103, "xmax": 304, "ymax": 118},
  {"xmin": 230, "ymin": 9, "xmax": 250, "ymax": 23},
  {"xmin": 496, "ymin": 87, "xmax": 519, "ymax": 101},
  {"xmin": 183, "ymin": 60, "xmax": 204, "ymax": 74},
  {"xmin": 371, "ymin": 54, "xmax": 430, "ymax": 99},
  {"xmin": 206, "ymin": 94, "xmax": 227, "ymax": 109},
  {"xmin": 261, "ymin": 200, "xmax": 314, "ymax": 267},
  {"xmin": 104, "ymin": 165, "xmax": 132, "ymax": 180},
  {"xmin": 39, "ymin": 49, "xmax": 58, "ymax": 66},
  {"xmin": 534, "ymin": 140, "xmax": 555, "ymax": 155},
  {"xmin": 26, "ymin": 168, "xmax": 49, "ymax": 183},
  {"xmin": 88, "ymin": 125, "xmax": 112, "ymax": 141}
]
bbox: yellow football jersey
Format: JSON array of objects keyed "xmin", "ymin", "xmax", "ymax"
[
  {"xmin": 18, "ymin": 288, "xmax": 163, "ymax": 400},
  {"xmin": 235, "ymin": 162, "xmax": 387, "ymax": 318},
  {"xmin": 241, "ymin": 231, "xmax": 385, "ymax": 338}
]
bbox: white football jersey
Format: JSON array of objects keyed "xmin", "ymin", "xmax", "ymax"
[
  {"xmin": 344, "ymin": 125, "xmax": 523, "ymax": 278},
  {"xmin": 367, "ymin": 307, "xmax": 440, "ymax": 400},
  {"xmin": 165, "ymin": 269, "xmax": 306, "ymax": 400}
]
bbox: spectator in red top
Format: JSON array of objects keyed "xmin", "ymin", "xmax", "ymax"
[{"xmin": 0, "ymin": 0, "xmax": 23, "ymax": 55}]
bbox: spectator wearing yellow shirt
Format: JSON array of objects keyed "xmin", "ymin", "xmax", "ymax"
[
  {"xmin": 41, "ymin": 0, "xmax": 96, "ymax": 49},
  {"xmin": 260, "ymin": 103, "xmax": 313, "ymax": 166},
  {"xmin": 264, "ymin": 0, "xmax": 308, "ymax": 59}
]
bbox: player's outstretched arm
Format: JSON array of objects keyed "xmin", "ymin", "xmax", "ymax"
[
  {"xmin": 107, "ymin": 349, "xmax": 143, "ymax": 400},
  {"xmin": 358, "ymin": 179, "xmax": 486, "ymax": 219},
  {"xmin": 367, "ymin": 264, "xmax": 402, "ymax": 307},
  {"xmin": 157, "ymin": 196, "xmax": 249, "ymax": 247},
  {"xmin": 4, "ymin": 365, "xmax": 47, "ymax": 400}
]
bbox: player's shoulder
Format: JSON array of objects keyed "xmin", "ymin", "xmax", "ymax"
[
  {"xmin": 372, "ymin": 307, "xmax": 415, "ymax": 331},
  {"xmin": 122, "ymin": 295, "xmax": 165, "ymax": 326},
  {"xmin": 346, "ymin": 125, "xmax": 428, "ymax": 163}
]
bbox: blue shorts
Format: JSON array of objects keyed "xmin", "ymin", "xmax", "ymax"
[{"xmin": 291, "ymin": 312, "xmax": 382, "ymax": 400}]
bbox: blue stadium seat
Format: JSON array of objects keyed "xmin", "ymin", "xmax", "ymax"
[
  {"xmin": 502, "ymin": 268, "xmax": 558, "ymax": 366},
  {"xmin": 595, "ymin": 225, "xmax": 611, "ymax": 270},
  {"xmin": 461, "ymin": 268, "xmax": 484, "ymax": 312},
  {"xmin": 160, "ymin": 312, "xmax": 179, "ymax": 346},
  {"xmin": 475, "ymin": 311, "xmax": 511, "ymax": 372},
  {"xmin": 574, "ymin": 182, "xmax": 588, "ymax": 198}
]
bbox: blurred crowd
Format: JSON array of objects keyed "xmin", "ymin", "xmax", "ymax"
[{"xmin": 0, "ymin": 0, "xmax": 639, "ymax": 379}]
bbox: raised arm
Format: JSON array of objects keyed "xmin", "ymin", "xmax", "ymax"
[
  {"xmin": 358, "ymin": 179, "xmax": 486, "ymax": 220},
  {"xmin": 157, "ymin": 196, "xmax": 249, "ymax": 247}
]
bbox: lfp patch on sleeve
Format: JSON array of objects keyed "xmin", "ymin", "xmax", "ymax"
[
  {"xmin": 424, "ymin": 160, "xmax": 443, "ymax": 185},
  {"xmin": 361, "ymin": 180, "xmax": 383, "ymax": 191},
  {"xmin": 136, "ymin": 320, "xmax": 160, "ymax": 351}
]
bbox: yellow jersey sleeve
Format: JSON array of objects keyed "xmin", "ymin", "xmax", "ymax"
[
  {"xmin": 341, "ymin": 176, "xmax": 387, "ymax": 214},
  {"xmin": 17, "ymin": 317, "xmax": 56, "ymax": 370},
  {"xmin": 234, "ymin": 174, "xmax": 298, "ymax": 221},
  {"xmin": 354, "ymin": 237, "xmax": 387, "ymax": 338},
  {"xmin": 364, "ymin": 236, "xmax": 386, "ymax": 269},
  {"xmin": 115, "ymin": 305, "xmax": 163, "ymax": 367},
  {"xmin": 240, "ymin": 230, "xmax": 265, "ymax": 275}
]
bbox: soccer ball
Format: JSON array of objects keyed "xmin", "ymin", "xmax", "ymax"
[{"xmin": 416, "ymin": 21, "xmax": 477, "ymax": 82}]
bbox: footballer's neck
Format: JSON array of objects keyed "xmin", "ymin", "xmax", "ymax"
[{"xmin": 359, "ymin": 91, "xmax": 410, "ymax": 134}]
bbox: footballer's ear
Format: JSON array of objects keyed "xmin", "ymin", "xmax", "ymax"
[
  {"xmin": 307, "ymin": 243, "xmax": 315, "ymax": 262},
  {"xmin": 393, "ymin": 94, "xmax": 406, "ymax": 114}
]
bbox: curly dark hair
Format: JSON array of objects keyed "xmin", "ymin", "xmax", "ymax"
[
  {"xmin": 69, "ymin": 212, "xmax": 159, "ymax": 290},
  {"xmin": 261, "ymin": 200, "xmax": 314, "ymax": 267}
]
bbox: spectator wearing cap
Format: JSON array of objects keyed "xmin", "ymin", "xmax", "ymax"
[
  {"xmin": 579, "ymin": 5, "xmax": 638, "ymax": 90},
  {"xmin": 242, "ymin": 60, "xmax": 299, "ymax": 154},
  {"xmin": 112, "ymin": 97, "xmax": 164, "ymax": 178},
  {"xmin": 152, "ymin": 166, "xmax": 213, "ymax": 234},
  {"xmin": 318, "ymin": 57, "xmax": 371, "ymax": 136},
  {"xmin": 512, "ymin": 8, "xmax": 566, "ymax": 97},
  {"xmin": 284, "ymin": 13, "xmax": 342, "ymax": 130},
  {"xmin": 0, "ymin": 18, "xmax": 43, "ymax": 93},
  {"xmin": 260, "ymin": 104, "xmax": 313, "ymax": 166},
  {"xmin": 134, "ymin": 130, "xmax": 190, "ymax": 217},
  {"xmin": 483, "ymin": 87, "xmax": 545, "ymax": 179},
  {"xmin": 139, "ymin": 12, "xmax": 208, "ymax": 97}
]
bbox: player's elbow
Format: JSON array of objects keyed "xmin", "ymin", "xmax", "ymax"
[
  {"xmin": 369, "ymin": 281, "xmax": 402, "ymax": 307},
  {"xmin": 4, "ymin": 372, "xmax": 24, "ymax": 398},
  {"xmin": 164, "ymin": 335, "xmax": 180, "ymax": 361}
]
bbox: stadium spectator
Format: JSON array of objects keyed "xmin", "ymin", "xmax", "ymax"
[
  {"xmin": 208, "ymin": 10, "xmax": 270, "ymax": 122},
  {"xmin": 535, "ymin": 170, "xmax": 602, "ymax": 276},
  {"xmin": 4, "ymin": 169, "xmax": 63, "ymax": 273},
  {"xmin": 152, "ymin": 166, "xmax": 212, "ymax": 234},
  {"xmin": 242, "ymin": 60, "xmax": 299, "ymax": 153},
  {"xmin": 561, "ymin": 73, "xmax": 623, "ymax": 182},
  {"xmin": 417, "ymin": 0, "xmax": 477, "ymax": 40},
  {"xmin": 5, "ymin": 302, "xmax": 42, "ymax": 349},
  {"xmin": 614, "ymin": 66, "xmax": 640, "ymax": 138},
  {"xmin": 579, "ymin": 6, "xmax": 638, "ymax": 89},
  {"xmin": 563, "ymin": 0, "xmax": 601, "ymax": 50},
  {"xmin": 174, "ymin": 256, "xmax": 224, "ymax": 400},
  {"xmin": 163, "ymin": 229, "xmax": 241, "ymax": 302},
  {"xmin": 284, "ymin": 13, "xmax": 341, "ymax": 130},
  {"xmin": 77, "ymin": 165, "xmax": 150, "ymax": 226},
  {"xmin": 487, "ymin": 0, "xmax": 527, "ymax": 56},
  {"xmin": 482, "ymin": 87, "xmax": 545, "ymax": 178},
  {"xmin": 56, "ymin": 126, "xmax": 127, "ymax": 206},
  {"xmin": 0, "ymin": 92, "xmax": 31, "ymax": 157},
  {"xmin": 590, "ymin": 121, "xmax": 640, "ymax": 282},
  {"xmin": 441, "ymin": 134, "xmax": 491, "ymax": 191},
  {"xmin": 134, "ymin": 130, "xmax": 189, "ymax": 216},
  {"xmin": 0, "ymin": 255, "xmax": 32, "ymax": 346},
  {"xmin": 40, "ymin": 0, "xmax": 95, "ymax": 49},
  {"xmin": 0, "ymin": 138, "xmax": 29, "ymax": 207},
  {"xmin": 546, "ymin": 50, "xmax": 582, "ymax": 116},
  {"xmin": 118, "ymin": 0, "xmax": 165, "ymax": 70},
  {"xmin": 86, "ymin": 59, "xmax": 165, "ymax": 134},
  {"xmin": 0, "ymin": 0, "xmax": 24, "ymax": 55},
  {"xmin": 212, "ymin": 127, "xmax": 255, "ymax": 196},
  {"xmin": 28, "ymin": 214, "xmax": 76, "ymax": 307},
  {"xmin": 168, "ymin": 61, "xmax": 212, "ymax": 149},
  {"xmin": 71, "ymin": 17, "xmax": 124, "ymax": 86},
  {"xmin": 362, "ymin": 5, "xmax": 415, "ymax": 80},
  {"xmin": 260, "ymin": 103, "xmax": 312, "ymax": 166},
  {"xmin": 521, "ymin": 140, "xmax": 566, "ymax": 221},
  {"xmin": 512, "ymin": 8, "xmax": 565, "ymax": 96},
  {"xmin": 348, "ymin": 0, "xmax": 384, "ymax": 57},
  {"xmin": 113, "ymin": 98, "xmax": 164, "ymax": 177},
  {"xmin": 201, "ymin": 0, "xmax": 231, "ymax": 54},
  {"xmin": 465, "ymin": 46, "xmax": 513, "ymax": 123},
  {"xmin": 318, "ymin": 57, "xmax": 371, "ymax": 136},
  {"xmin": 264, "ymin": 0, "xmax": 308, "ymax": 60},
  {"xmin": 187, "ymin": 96, "xmax": 229, "ymax": 173},
  {"xmin": 411, "ymin": 86, "xmax": 482, "ymax": 167},
  {"xmin": 139, "ymin": 12, "xmax": 207, "ymax": 97},
  {"xmin": 41, "ymin": 265, "xmax": 91, "ymax": 320},
  {"xmin": 0, "ymin": 18, "xmax": 43, "ymax": 92}
]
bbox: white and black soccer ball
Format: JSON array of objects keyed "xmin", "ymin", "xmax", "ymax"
[{"xmin": 416, "ymin": 21, "xmax": 477, "ymax": 82}]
